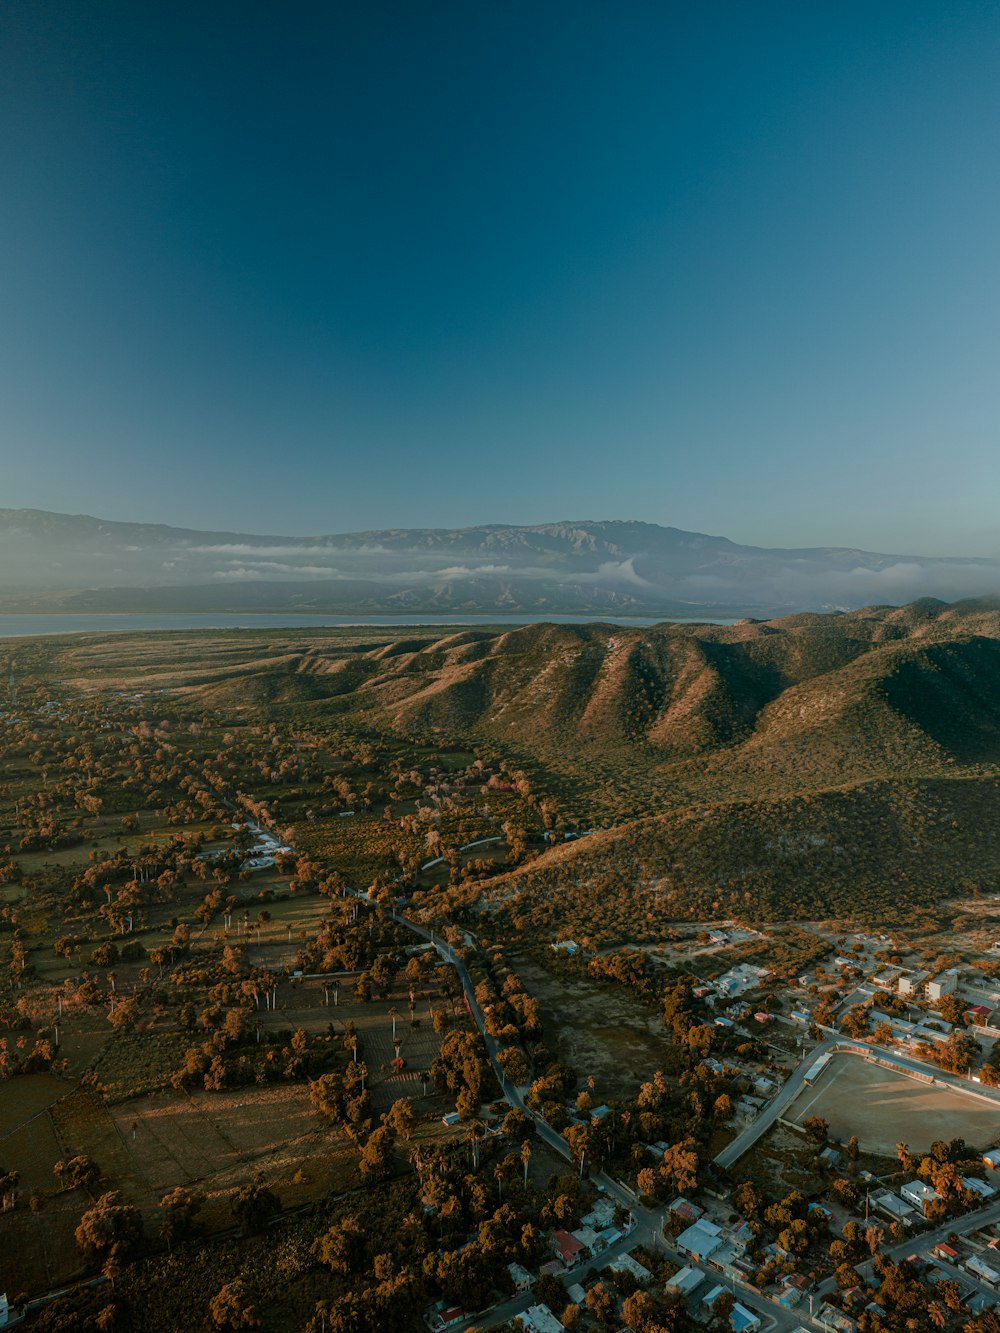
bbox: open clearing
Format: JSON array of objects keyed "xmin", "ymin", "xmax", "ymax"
[
  {"xmin": 511, "ymin": 951, "xmax": 671, "ymax": 1100},
  {"xmin": 790, "ymin": 1053, "xmax": 1000, "ymax": 1154}
]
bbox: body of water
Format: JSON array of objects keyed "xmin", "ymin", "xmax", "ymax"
[{"xmin": 0, "ymin": 611, "xmax": 738, "ymax": 638}]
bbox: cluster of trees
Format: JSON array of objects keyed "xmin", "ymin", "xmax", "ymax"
[{"xmin": 431, "ymin": 1029, "xmax": 491, "ymax": 1118}]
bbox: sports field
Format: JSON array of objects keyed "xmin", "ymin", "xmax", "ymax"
[{"xmin": 790, "ymin": 1053, "xmax": 1000, "ymax": 1154}]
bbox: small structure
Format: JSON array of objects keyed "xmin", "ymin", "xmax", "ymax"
[
  {"xmin": 963, "ymin": 1176, "xmax": 997, "ymax": 1200},
  {"xmin": 521, "ymin": 1305, "xmax": 564, "ymax": 1333},
  {"xmin": 608, "ymin": 1253, "xmax": 652, "ymax": 1284},
  {"xmin": 967, "ymin": 1255, "xmax": 1000, "ymax": 1285},
  {"xmin": 508, "ymin": 1262, "xmax": 533, "ymax": 1292},
  {"xmin": 565, "ymin": 1282, "xmax": 586, "ymax": 1305},
  {"xmin": 870, "ymin": 1190, "xmax": 914, "ymax": 1224},
  {"xmin": 984, "ymin": 1149, "xmax": 1000, "ymax": 1170},
  {"xmin": 730, "ymin": 1304, "xmax": 762, "ymax": 1333}
]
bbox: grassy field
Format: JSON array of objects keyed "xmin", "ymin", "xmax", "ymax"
[{"xmin": 790, "ymin": 1052, "xmax": 1000, "ymax": 1153}]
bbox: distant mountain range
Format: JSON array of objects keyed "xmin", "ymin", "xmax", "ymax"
[{"xmin": 1, "ymin": 508, "xmax": 998, "ymax": 616}]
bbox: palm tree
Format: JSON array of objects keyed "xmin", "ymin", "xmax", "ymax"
[
  {"xmin": 521, "ymin": 1140, "xmax": 532, "ymax": 1189},
  {"xmin": 466, "ymin": 1121, "xmax": 482, "ymax": 1171}
]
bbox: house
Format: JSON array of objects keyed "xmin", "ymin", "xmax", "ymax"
[
  {"xmin": 701, "ymin": 1285, "xmax": 726, "ymax": 1310},
  {"xmin": 665, "ymin": 1265, "xmax": 705, "ymax": 1297},
  {"xmin": 984, "ymin": 1150, "xmax": 1000, "ymax": 1170},
  {"xmin": 676, "ymin": 1218, "xmax": 723, "ymax": 1263},
  {"xmin": 508, "ymin": 1262, "xmax": 533, "ymax": 1292},
  {"xmin": 731, "ymin": 1220, "xmax": 755, "ymax": 1253},
  {"xmin": 900, "ymin": 1180, "xmax": 938, "ymax": 1210},
  {"xmin": 932, "ymin": 1242, "xmax": 959, "ymax": 1261},
  {"xmin": 791, "ymin": 1010, "xmax": 812, "ymax": 1024},
  {"xmin": 570, "ymin": 1225, "xmax": 601, "ymax": 1256},
  {"xmin": 565, "ymin": 1283, "xmax": 586, "ymax": 1305},
  {"xmin": 582, "ymin": 1197, "xmax": 616, "ymax": 1229},
  {"xmin": 780, "ymin": 1274, "xmax": 812, "ymax": 1295},
  {"xmin": 425, "ymin": 1301, "xmax": 465, "ymax": 1331},
  {"xmin": 775, "ymin": 1286, "xmax": 802, "ymax": 1309},
  {"xmin": 815, "ymin": 1306, "xmax": 859, "ymax": 1333},
  {"xmin": 809, "ymin": 1202, "xmax": 834, "ymax": 1222},
  {"xmin": 551, "ymin": 1229, "xmax": 586, "ymax": 1265},
  {"xmin": 441, "ymin": 1112, "xmax": 460, "ymax": 1126},
  {"xmin": 521, "ymin": 1305, "xmax": 564, "ymax": 1333},
  {"xmin": 730, "ymin": 1304, "xmax": 761, "ymax": 1333},
  {"xmin": 669, "ymin": 1197, "xmax": 704, "ymax": 1224}
]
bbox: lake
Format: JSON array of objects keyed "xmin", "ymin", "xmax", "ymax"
[{"xmin": 0, "ymin": 611, "xmax": 737, "ymax": 639}]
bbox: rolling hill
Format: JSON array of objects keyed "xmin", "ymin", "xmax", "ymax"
[{"xmin": 46, "ymin": 595, "xmax": 1000, "ymax": 922}]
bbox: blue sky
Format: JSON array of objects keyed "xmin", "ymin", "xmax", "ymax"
[{"xmin": 2, "ymin": 2, "xmax": 999, "ymax": 553}]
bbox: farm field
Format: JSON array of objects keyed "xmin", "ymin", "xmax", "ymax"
[{"xmin": 789, "ymin": 1052, "xmax": 1000, "ymax": 1154}]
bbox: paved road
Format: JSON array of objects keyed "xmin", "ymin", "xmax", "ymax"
[{"xmin": 813, "ymin": 1198, "xmax": 1000, "ymax": 1301}]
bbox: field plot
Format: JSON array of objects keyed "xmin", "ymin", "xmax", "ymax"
[
  {"xmin": 511, "ymin": 951, "xmax": 671, "ymax": 1099},
  {"xmin": 109, "ymin": 1084, "xmax": 334, "ymax": 1194},
  {"xmin": 0, "ymin": 1073, "xmax": 67, "ymax": 1193},
  {"xmin": 790, "ymin": 1053, "xmax": 1000, "ymax": 1153},
  {"xmin": 51, "ymin": 1086, "xmax": 150, "ymax": 1195}
]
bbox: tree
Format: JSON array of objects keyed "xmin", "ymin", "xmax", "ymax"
[
  {"xmin": 585, "ymin": 1283, "xmax": 615, "ymax": 1325},
  {"xmin": 75, "ymin": 1191, "xmax": 143, "ymax": 1261},
  {"xmin": 532, "ymin": 1272, "xmax": 565, "ymax": 1311},
  {"xmin": 209, "ymin": 1280, "xmax": 258, "ymax": 1330},
  {"xmin": 802, "ymin": 1115, "xmax": 828, "ymax": 1145},
  {"xmin": 358, "ymin": 1124, "xmax": 396, "ymax": 1181},
  {"xmin": 231, "ymin": 1181, "xmax": 280, "ymax": 1235},
  {"xmin": 55, "ymin": 1155, "xmax": 100, "ymax": 1191},
  {"xmin": 312, "ymin": 1216, "xmax": 365, "ymax": 1275},
  {"xmin": 160, "ymin": 1186, "xmax": 202, "ymax": 1244},
  {"xmin": 386, "ymin": 1097, "xmax": 415, "ymax": 1140},
  {"xmin": 660, "ymin": 1137, "xmax": 699, "ymax": 1193}
]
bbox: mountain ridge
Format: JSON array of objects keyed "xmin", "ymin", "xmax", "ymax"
[{"xmin": 1, "ymin": 507, "xmax": 998, "ymax": 616}]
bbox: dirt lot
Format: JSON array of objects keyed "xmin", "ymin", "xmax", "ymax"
[
  {"xmin": 511, "ymin": 951, "xmax": 671, "ymax": 1100},
  {"xmin": 790, "ymin": 1053, "xmax": 1000, "ymax": 1153}
]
